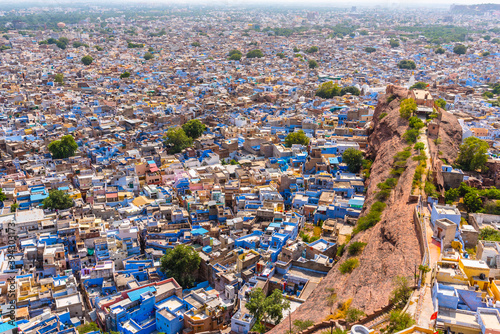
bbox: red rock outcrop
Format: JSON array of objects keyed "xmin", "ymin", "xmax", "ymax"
[{"xmin": 270, "ymin": 86, "xmax": 423, "ymax": 333}]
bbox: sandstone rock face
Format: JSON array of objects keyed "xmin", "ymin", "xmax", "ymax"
[
  {"xmin": 270, "ymin": 86, "xmax": 423, "ymax": 333},
  {"xmin": 427, "ymin": 107, "xmax": 462, "ymax": 194},
  {"xmin": 427, "ymin": 109, "xmax": 462, "ymax": 166}
]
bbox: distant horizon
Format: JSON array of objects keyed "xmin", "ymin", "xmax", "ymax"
[{"xmin": 0, "ymin": 0, "xmax": 500, "ymax": 8}]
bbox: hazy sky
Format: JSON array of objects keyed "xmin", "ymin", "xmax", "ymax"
[{"xmin": 0, "ymin": 0, "xmax": 499, "ymax": 7}]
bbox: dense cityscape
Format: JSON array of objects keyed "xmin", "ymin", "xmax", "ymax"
[{"xmin": 0, "ymin": 3, "xmax": 499, "ymax": 334}]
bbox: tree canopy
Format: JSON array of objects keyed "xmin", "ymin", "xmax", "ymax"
[
  {"xmin": 144, "ymin": 52, "xmax": 154, "ymax": 60},
  {"xmin": 456, "ymin": 137, "xmax": 489, "ymax": 172},
  {"xmin": 435, "ymin": 47, "xmax": 446, "ymax": 54},
  {"xmin": 389, "ymin": 39, "xmax": 400, "ymax": 48},
  {"xmin": 246, "ymin": 49, "xmax": 264, "ymax": 58},
  {"xmin": 160, "ymin": 244, "xmax": 201, "ymax": 288},
  {"xmin": 410, "ymin": 82, "xmax": 427, "ymax": 90},
  {"xmin": 453, "ymin": 44, "xmax": 467, "ymax": 55},
  {"xmin": 399, "ymin": 98, "xmax": 417, "ymax": 119},
  {"xmin": 229, "ymin": 53, "xmax": 242, "ymax": 61},
  {"xmin": 48, "ymin": 135, "xmax": 78, "ymax": 159},
  {"xmin": 0, "ymin": 188, "xmax": 6, "ymax": 202},
  {"xmin": 43, "ymin": 190, "xmax": 73, "ymax": 210},
  {"xmin": 54, "ymin": 73, "xmax": 64, "ymax": 85},
  {"xmin": 306, "ymin": 46, "xmax": 319, "ymax": 53},
  {"xmin": 77, "ymin": 322, "xmax": 100, "ymax": 334},
  {"xmin": 163, "ymin": 127, "xmax": 193, "ymax": 154},
  {"xmin": 285, "ymin": 130, "xmax": 309, "ymax": 147},
  {"xmin": 120, "ymin": 71, "xmax": 131, "ymax": 79},
  {"xmin": 316, "ymin": 81, "xmax": 341, "ymax": 98},
  {"xmin": 397, "ymin": 60, "xmax": 416, "ymax": 70},
  {"xmin": 364, "ymin": 47, "xmax": 376, "ymax": 53},
  {"xmin": 384, "ymin": 311, "xmax": 415, "ymax": 334},
  {"xmin": 228, "ymin": 49, "xmax": 242, "ymax": 58},
  {"xmin": 343, "ymin": 148, "xmax": 364, "ymax": 173},
  {"xmin": 246, "ymin": 288, "xmax": 290, "ymax": 333},
  {"xmin": 182, "ymin": 119, "xmax": 206, "ymax": 139},
  {"xmin": 435, "ymin": 98, "xmax": 447, "ymax": 109},
  {"xmin": 308, "ymin": 59, "xmax": 318, "ymax": 69},
  {"xmin": 81, "ymin": 55, "xmax": 93, "ymax": 66},
  {"xmin": 341, "ymin": 86, "xmax": 361, "ymax": 96}
]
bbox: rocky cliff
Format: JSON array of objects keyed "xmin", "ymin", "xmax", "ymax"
[{"xmin": 270, "ymin": 86, "xmax": 423, "ymax": 333}]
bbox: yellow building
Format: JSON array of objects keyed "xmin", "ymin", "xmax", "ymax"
[{"xmin": 459, "ymin": 258, "xmax": 490, "ymax": 289}]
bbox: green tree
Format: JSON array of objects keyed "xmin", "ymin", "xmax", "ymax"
[
  {"xmin": 284, "ymin": 130, "xmax": 309, "ymax": 147},
  {"xmin": 293, "ymin": 47, "xmax": 300, "ymax": 52},
  {"xmin": 389, "ymin": 39, "xmax": 400, "ymax": 48},
  {"xmin": 128, "ymin": 42, "xmax": 144, "ymax": 48},
  {"xmin": 445, "ymin": 188, "xmax": 459, "ymax": 203},
  {"xmin": 191, "ymin": 42, "xmax": 200, "ymax": 47},
  {"xmin": 409, "ymin": 116, "xmax": 424, "ymax": 130},
  {"xmin": 456, "ymin": 137, "xmax": 489, "ymax": 172},
  {"xmin": 293, "ymin": 319, "xmax": 314, "ymax": 332},
  {"xmin": 48, "ymin": 135, "xmax": 78, "ymax": 159},
  {"xmin": 228, "ymin": 49, "xmax": 242, "ymax": 57},
  {"xmin": 144, "ymin": 52, "xmax": 154, "ymax": 60},
  {"xmin": 81, "ymin": 55, "xmax": 93, "ymax": 66},
  {"xmin": 77, "ymin": 322, "xmax": 100, "ymax": 334},
  {"xmin": 246, "ymin": 49, "xmax": 264, "ymax": 58},
  {"xmin": 404, "ymin": 129, "xmax": 420, "ymax": 144},
  {"xmin": 10, "ymin": 202, "xmax": 19, "ymax": 213},
  {"xmin": 95, "ymin": 45, "xmax": 103, "ymax": 51},
  {"xmin": 276, "ymin": 52, "xmax": 285, "ymax": 59},
  {"xmin": 163, "ymin": 127, "xmax": 193, "ymax": 154},
  {"xmin": 348, "ymin": 242, "xmax": 367, "ymax": 256},
  {"xmin": 342, "ymin": 148, "xmax": 364, "ymax": 173},
  {"xmin": 480, "ymin": 228, "xmax": 500, "ymax": 241},
  {"xmin": 482, "ymin": 51, "xmax": 491, "ymax": 57},
  {"xmin": 306, "ymin": 46, "xmax": 319, "ymax": 53},
  {"xmin": 341, "ymin": 86, "xmax": 361, "ymax": 96},
  {"xmin": 229, "ymin": 53, "xmax": 242, "ymax": 61},
  {"xmin": 308, "ymin": 59, "xmax": 318, "ymax": 69},
  {"xmin": 359, "ymin": 30, "xmax": 368, "ymax": 35},
  {"xmin": 346, "ymin": 308, "xmax": 365, "ymax": 323},
  {"xmin": 182, "ymin": 119, "xmax": 206, "ymax": 139},
  {"xmin": 384, "ymin": 311, "xmax": 415, "ymax": 334},
  {"xmin": 410, "ymin": 82, "xmax": 427, "ymax": 90},
  {"xmin": 364, "ymin": 47, "xmax": 376, "ymax": 53},
  {"xmin": 247, "ymin": 288, "xmax": 290, "ymax": 333},
  {"xmin": 54, "ymin": 73, "xmax": 64, "ymax": 85},
  {"xmin": 0, "ymin": 188, "xmax": 6, "ymax": 202},
  {"xmin": 418, "ymin": 265, "xmax": 431, "ymax": 284},
  {"xmin": 484, "ymin": 35, "xmax": 491, "ymax": 41},
  {"xmin": 120, "ymin": 71, "xmax": 131, "ymax": 79},
  {"xmin": 435, "ymin": 47, "xmax": 446, "ymax": 54},
  {"xmin": 483, "ymin": 91, "xmax": 494, "ymax": 99},
  {"xmin": 397, "ymin": 60, "xmax": 416, "ymax": 70},
  {"xmin": 399, "ymin": 98, "xmax": 417, "ymax": 119},
  {"xmin": 339, "ymin": 258, "xmax": 359, "ymax": 274},
  {"xmin": 160, "ymin": 244, "xmax": 201, "ymax": 288},
  {"xmin": 72, "ymin": 41, "xmax": 88, "ymax": 48},
  {"xmin": 43, "ymin": 190, "xmax": 73, "ymax": 210},
  {"xmin": 325, "ymin": 288, "xmax": 337, "ymax": 314},
  {"xmin": 435, "ymin": 98, "xmax": 447, "ymax": 109},
  {"xmin": 464, "ymin": 192, "xmax": 482, "ymax": 212},
  {"xmin": 453, "ymin": 44, "xmax": 467, "ymax": 55},
  {"xmin": 316, "ymin": 81, "xmax": 342, "ymax": 98},
  {"xmin": 390, "ymin": 276, "xmax": 412, "ymax": 306}
]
